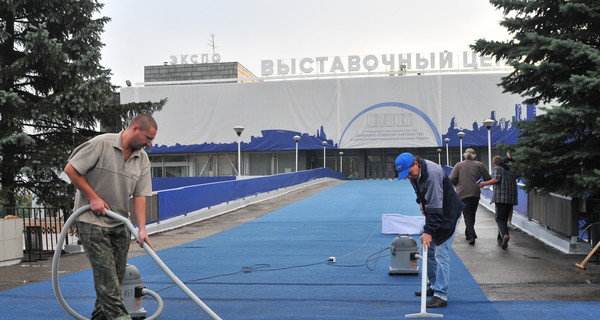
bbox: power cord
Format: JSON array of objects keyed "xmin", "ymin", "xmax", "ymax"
[
  {"xmin": 150, "ymin": 207, "xmax": 398, "ymax": 295},
  {"xmin": 149, "ymin": 245, "xmax": 392, "ymax": 296},
  {"xmin": 328, "ymin": 247, "xmax": 391, "ymax": 271}
]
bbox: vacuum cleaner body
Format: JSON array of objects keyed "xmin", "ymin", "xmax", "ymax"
[
  {"xmin": 122, "ymin": 264, "xmax": 147, "ymax": 320},
  {"xmin": 389, "ymin": 236, "xmax": 420, "ymax": 275}
]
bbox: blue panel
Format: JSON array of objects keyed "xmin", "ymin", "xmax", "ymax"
[
  {"xmin": 514, "ymin": 182, "xmax": 528, "ymax": 217},
  {"xmin": 158, "ymin": 181, "xmax": 236, "ymax": 219},
  {"xmin": 156, "ymin": 169, "xmax": 346, "ymax": 220},
  {"xmin": 152, "ymin": 177, "xmax": 235, "ymax": 191}
]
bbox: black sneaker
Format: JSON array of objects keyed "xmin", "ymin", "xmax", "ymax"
[
  {"xmin": 426, "ymin": 296, "xmax": 448, "ymax": 308},
  {"xmin": 468, "ymin": 238, "xmax": 476, "ymax": 245},
  {"xmin": 414, "ymin": 288, "xmax": 434, "ymax": 296}
]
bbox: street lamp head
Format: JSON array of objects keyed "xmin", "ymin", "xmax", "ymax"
[
  {"xmin": 437, "ymin": 148, "xmax": 441, "ymax": 153},
  {"xmin": 457, "ymin": 131, "xmax": 465, "ymax": 139},
  {"xmin": 322, "ymin": 141, "xmax": 328, "ymax": 146},
  {"xmin": 483, "ymin": 119, "xmax": 495, "ymax": 129},
  {"xmin": 293, "ymin": 135, "xmax": 300, "ymax": 142},
  {"xmin": 339, "ymin": 151, "xmax": 344, "ymax": 156},
  {"xmin": 233, "ymin": 126, "xmax": 245, "ymax": 136},
  {"xmin": 444, "ymin": 137, "xmax": 450, "ymax": 143}
]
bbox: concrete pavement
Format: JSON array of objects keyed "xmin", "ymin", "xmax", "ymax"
[{"xmin": 453, "ymin": 203, "xmax": 600, "ymax": 301}]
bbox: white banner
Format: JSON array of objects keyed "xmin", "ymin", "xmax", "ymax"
[{"xmin": 120, "ymin": 73, "xmax": 531, "ymax": 152}]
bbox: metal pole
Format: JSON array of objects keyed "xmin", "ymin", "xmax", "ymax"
[
  {"xmin": 293, "ymin": 135, "xmax": 300, "ymax": 172},
  {"xmin": 483, "ymin": 119, "xmax": 495, "ymax": 174},
  {"xmin": 233, "ymin": 126, "xmax": 244, "ymax": 177},
  {"xmin": 237, "ymin": 138, "xmax": 241, "ymax": 176},
  {"xmin": 322, "ymin": 141, "xmax": 327, "ymax": 168},
  {"xmin": 446, "ymin": 144, "xmax": 449, "ymax": 166},
  {"xmin": 487, "ymin": 128, "xmax": 492, "ymax": 174},
  {"xmin": 444, "ymin": 138, "xmax": 450, "ymax": 166},
  {"xmin": 458, "ymin": 132, "xmax": 465, "ymax": 160}
]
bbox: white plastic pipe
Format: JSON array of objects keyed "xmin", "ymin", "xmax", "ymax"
[
  {"xmin": 405, "ymin": 247, "xmax": 443, "ymax": 318},
  {"xmin": 52, "ymin": 205, "xmax": 221, "ymax": 320}
]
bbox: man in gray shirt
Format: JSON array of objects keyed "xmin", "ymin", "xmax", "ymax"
[
  {"xmin": 64, "ymin": 114, "xmax": 157, "ymax": 320},
  {"xmin": 449, "ymin": 148, "xmax": 491, "ymax": 245}
]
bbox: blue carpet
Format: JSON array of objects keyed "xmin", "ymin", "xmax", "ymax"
[{"xmin": 2, "ymin": 180, "xmax": 600, "ymax": 319}]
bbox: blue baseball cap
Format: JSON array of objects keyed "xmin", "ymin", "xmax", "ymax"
[{"xmin": 395, "ymin": 152, "xmax": 415, "ymax": 180}]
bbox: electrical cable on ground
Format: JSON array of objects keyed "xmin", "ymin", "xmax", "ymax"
[{"xmin": 149, "ymin": 197, "xmax": 402, "ymax": 296}]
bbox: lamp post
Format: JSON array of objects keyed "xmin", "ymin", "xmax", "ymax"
[
  {"xmin": 322, "ymin": 141, "xmax": 328, "ymax": 168},
  {"xmin": 483, "ymin": 119, "xmax": 495, "ymax": 174},
  {"xmin": 339, "ymin": 151, "xmax": 344, "ymax": 173},
  {"xmin": 293, "ymin": 135, "xmax": 300, "ymax": 172},
  {"xmin": 457, "ymin": 131, "xmax": 465, "ymax": 160},
  {"xmin": 444, "ymin": 137, "xmax": 450, "ymax": 166},
  {"xmin": 437, "ymin": 148, "xmax": 442, "ymax": 165},
  {"xmin": 233, "ymin": 126, "xmax": 244, "ymax": 177}
]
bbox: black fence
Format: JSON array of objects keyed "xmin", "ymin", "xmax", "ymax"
[{"xmin": 1, "ymin": 207, "xmax": 68, "ymax": 262}]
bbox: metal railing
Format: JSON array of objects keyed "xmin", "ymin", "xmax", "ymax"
[
  {"xmin": 2, "ymin": 207, "xmax": 65, "ymax": 262},
  {"xmin": 527, "ymin": 190, "xmax": 579, "ymax": 238}
]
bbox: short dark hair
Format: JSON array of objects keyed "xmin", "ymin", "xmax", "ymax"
[
  {"xmin": 413, "ymin": 155, "xmax": 422, "ymax": 168},
  {"xmin": 129, "ymin": 114, "xmax": 157, "ymax": 131},
  {"xmin": 492, "ymin": 155, "xmax": 503, "ymax": 166}
]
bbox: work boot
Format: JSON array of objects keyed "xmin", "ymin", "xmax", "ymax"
[
  {"xmin": 426, "ymin": 296, "xmax": 448, "ymax": 308},
  {"xmin": 414, "ymin": 288, "xmax": 434, "ymax": 296}
]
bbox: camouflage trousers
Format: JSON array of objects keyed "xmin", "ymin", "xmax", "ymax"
[{"xmin": 77, "ymin": 221, "xmax": 132, "ymax": 320}]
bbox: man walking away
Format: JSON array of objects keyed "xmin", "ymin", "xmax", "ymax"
[
  {"xmin": 477, "ymin": 156, "xmax": 518, "ymax": 249},
  {"xmin": 449, "ymin": 148, "xmax": 491, "ymax": 245}
]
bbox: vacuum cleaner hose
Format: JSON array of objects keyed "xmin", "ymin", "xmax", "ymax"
[
  {"xmin": 143, "ymin": 288, "xmax": 164, "ymax": 317},
  {"xmin": 51, "ymin": 205, "xmax": 222, "ymax": 320}
]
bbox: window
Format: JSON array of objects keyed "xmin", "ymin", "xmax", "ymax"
[{"xmin": 149, "ymin": 154, "xmax": 189, "ymax": 177}]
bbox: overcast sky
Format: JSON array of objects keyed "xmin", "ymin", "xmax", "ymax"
[{"xmin": 99, "ymin": 0, "xmax": 511, "ymax": 88}]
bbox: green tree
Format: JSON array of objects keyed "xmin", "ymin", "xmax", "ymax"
[
  {"xmin": 472, "ymin": 0, "xmax": 600, "ymax": 198},
  {"xmin": 0, "ymin": 0, "xmax": 165, "ymax": 213}
]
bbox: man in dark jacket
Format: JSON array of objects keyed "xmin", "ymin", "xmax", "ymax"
[
  {"xmin": 395, "ymin": 152, "xmax": 464, "ymax": 308},
  {"xmin": 449, "ymin": 148, "xmax": 491, "ymax": 245}
]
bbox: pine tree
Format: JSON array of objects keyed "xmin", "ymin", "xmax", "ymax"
[
  {"xmin": 0, "ymin": 0, "xmax": 165, "ymax": 213},
  {"xmin": 471, "ymin": 0, "xmax": 600, "ymax": 198}
]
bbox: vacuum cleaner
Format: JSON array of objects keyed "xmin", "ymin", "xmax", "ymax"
[
  {"xmin": 52, "ymin": 205, "xmax": 222, "ymax": 320},
  {"xmin": 388, "ymin": 235, "xmax": 420, "ymax": 275}
]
